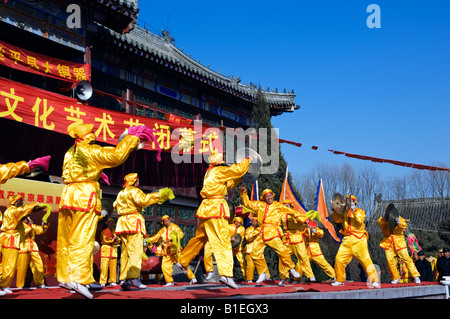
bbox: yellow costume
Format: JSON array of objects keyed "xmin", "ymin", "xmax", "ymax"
[
  {"xmin": 16, "ymin": 219, "xmax": 49, "ymax": 288},
  {"xmin": 114, "ymin": 173, "xmax": 161, "ymax": 285},
  {"xmin": 0, "ymin": 161, "xmax": 30, "ymax": 184},
  {"xmin": 203, "ymin": 241, "xmax": 215, "ymax": 276},
  {"xmin": 332, "ymin": 196, "xmax": 379, "ymax": 285},
  {"xmin": 377, "ymin": 214, "xmax": 420, "ymax": 283},
  {"xmin": 57, "ymin": 123, "xmax": 140, "ymax": 290},
  {"xmin": 0, "ymin": 195, "xmax": 41, "ymax": 289},
  {"xmin": 244, "ymin": 221, "xmax": 270, "ymax": 282},
  {"xmin": 304, "ymin": 227, "xmax": 335, "ymax": 279},
  {"xmin": 147, "ymin": 215, "xmax": 196, "ymax": 284},
  {"xmin": 177, "ymin": 154, "xmax": 250, "ymax": 287},
  {"xmin": 99, "ymin": 220, "xmax": 120, "ymax": 286},
  {"xmin": 279, "ymin": 211, "xmax": 314, "ymax": 281},
  {"xmin": 229, "ymin": 217, "xmax": 246, "ymax": 277},
  {"xmin": 331, "ymin": 195, "xmax": 379, "ymax": 286},
  {"xmin": 240, "ymin": 189, "xmax": 302, "ymax": 280}
]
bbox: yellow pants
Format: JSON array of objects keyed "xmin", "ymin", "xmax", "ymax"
[
  {"xmin": 162, "ymin": 254, "xmax": 196, "ymax": 283},
  {"xmin": 279, "ymin": 242, "xmax": 314, "ymax": 280},
  {"xmin": 245, "ymin": 254, "xmax": 270, "ymax": 281},
  {"xmin": 56, "ymin": 209, "xmax": 99, "ymax": 285},
  {"xmin": 16, "ymin": 251, "xmax": 45, "ymax": 288},
  {"xmin": 99, "ymin": 257, "xmax": 118, "ymax": 285},
  {"xmin": 1, "ymin": 247, "xmax": 19, "ymax": 288},
  {"xmin": 178, "ymin": 218, "xmax": 233, "ymax": 277},
  {"xmin": 264, "ymin": 237, "xmax": 295, "ymax": 278},
  {"xmin": 203, "ymin": 241, "xmax": 214, "ymax": 273},
  {"xmin": 233, "ymin": 250, "xmax": 246, "ymax": 277},
  {"xmin": 334, "ymin": 235, "xmax": 378, "ymax": 283},
  {"xmin": 385, "ymin": 247, "xmax": 420, "ymax": 280},
  {"xmin": 308, "ymin": 251, "xmax": 335, "ymax": 279},
  {"xmin": 118, "ymin": 232, "xmax": 144, "ymax": 281}
]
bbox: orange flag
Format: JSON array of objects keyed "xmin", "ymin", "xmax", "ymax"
[
  {"xmin": 279, "ymin": 166, "xmax": 308, "ymax": 214},
  {"xmin": 315, "ymin": 179, "xmax": 341, "ymax": 242}
]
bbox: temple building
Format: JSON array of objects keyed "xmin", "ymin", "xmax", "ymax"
[{"xmin": 0, "ymin": 0, "xmax": 299, "ymax": 283}]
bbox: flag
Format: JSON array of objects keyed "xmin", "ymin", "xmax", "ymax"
[
  {"xmin": 279, "ymin": 166, "xmax": 308, "ymax": 214},
  {"xmin": 250, "ymin": 180, "xmax": 259, "ymax": 201},
  {"xmin": 315, "ymin": 179, "xmax": 341, "ymax": 242}
]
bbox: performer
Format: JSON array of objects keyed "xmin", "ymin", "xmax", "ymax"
[
  {"xmin": 16, "ymin": 217, "xmax": 49, "ymax": 289},
  {"xmin": 229, "ymin": 216, "xmax": 246, "ymax": 278},
  {"xmin": 331, "ymin": 195, "xmax": 379, "ymax": 287},
  {"xmin": 0, "ymin": 195, "xmax": 45, "ymax": 293},
  {"xmin": 57, "ymin": 123, "xmax": 153, "ymax": 299},
  {"xmin": 0, "ymin": 156, "xmax": 51, "ymax": 184},
  {"xmin": 239, "ymin": 187, "xmax": 303, "ymax": 284},
  {"xmin": 176, "ymin": 151, "xmax": 250, "ymax": 289},
  {"xmin": 147, "ymin": 215, "xmax": 197, "ymax": 286},
  {"xmin": 99, "ymin": 218, "xmax": 120, "ymax": 287},
  {"xmin": 303, "ymin": 224, "xmax": 336, "ymax": 281},
  {"xmin": 244, "ymin": 217, "xmax": 270, "ymax": 284},
  {"xmin": 114, "ymin": 173, "xmax": 173, "ymax": 291},
  {"xmin": 278, "ymin": 199, "xmax": 315, "ymax": 285},
  {"xmin": 377, "ymin": 203, "xmax": 421, "ymax": 284}
]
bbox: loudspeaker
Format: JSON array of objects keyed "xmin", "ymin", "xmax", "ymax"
[{"xmin": 74, "ymin": 80, "xmax": 93, "ymax": 101}]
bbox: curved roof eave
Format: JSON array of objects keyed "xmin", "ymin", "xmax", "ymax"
[{"xmin": 94, "ymin": 23, "xmax": 299, "ymax": 109}]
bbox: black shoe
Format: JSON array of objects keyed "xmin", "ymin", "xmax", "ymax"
[
  {"xmin": 87, "ymin": 283, "xmax": 103, "ymax": 291},
  {"xmin": 120, "ymin": 280, "xmax": 132, "ymax": 291}
]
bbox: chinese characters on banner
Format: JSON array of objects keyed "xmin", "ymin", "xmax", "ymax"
[
  {"xmin": 0, "ymin": 77, "xmax": 222, "ymax": 155},
  {"xmin": 0, "ymin": 178, "xmax": 65, "ymax": 211},
  {"xmin": 0, "ymin": 39, "xmax": 90, "ymax": 83}
]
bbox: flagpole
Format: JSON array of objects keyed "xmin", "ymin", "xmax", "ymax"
[{"xmin": 282, "ymin": 166, "xmax": 289, "ymax": 201}]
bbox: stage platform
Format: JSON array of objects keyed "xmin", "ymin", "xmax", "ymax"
[{"xmin": 2, "ymin": 281, "xmax": 447, "ymax": 300}]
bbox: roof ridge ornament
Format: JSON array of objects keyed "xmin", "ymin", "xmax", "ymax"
[{"xmin": 161, "ymin": 29, "xmax": 175, "ymax": 45}]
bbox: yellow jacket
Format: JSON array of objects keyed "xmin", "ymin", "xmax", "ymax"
[
  {"xmin": 244, "ymin": 226, "xmax": 265, "ymax": 258},
  {"xmin": 147, "ymin": 222, "xmax": 184, "ymax": 257},
  {"xmin": 240, "ymin": 191, "xmax": 303, "ymax": 242},
  {"xmin": 0, "ymin": 202, "xmax": 40, "ymax": 249},
  {"xmin": 100, "ymin": 228, "xmax": 120, "ymax": 258},
  {"xmin": 280, "ymin": 213, "xmax": 308, "ymax": 245},
  {"xmin": 304, "ymin": 227, "xmax": 325, "ymax": 257},
  {"xmin": 19, "ymin": 222, "xmax": 49, "ymax": 253},
  {"xmin": 114, "ymin": 186, "xmax": 160, "ymax": 236},
  {"xmin": 332, "ymin": 207, "xmax": 368, "ymax": 239},
  {"xmin": 0, "ymin": 161, "xmax": 30, "ymax": 184},
  {"xmin": 377, "ymin": 216, "xmax": 408, "ymax": 251},
  {"xmin": 229, "ymin": 224, "xmax": 245, "ymax": 252},
  {"xmin": 195, "ymin": 159, "xmax": 249, "ymax": 220},
  {"xmin": 60, "ymin": 134, "xmax": 139, "ymax": 215}
]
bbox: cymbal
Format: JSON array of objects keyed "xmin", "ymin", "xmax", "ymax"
[
  {"xmin": 385, "ymin": 204, "xmax": 400, "ymax": 229},
  {"xmin": 234, "ymin": 147, "xmax": 262, "ymax": 184},
  {"xmin": 331, "ymin": 193, "xmax": 346, "ymax": 214},
  {"xmin": 231, "ymin": 233, "xmax": 242, "ymax": 250}
]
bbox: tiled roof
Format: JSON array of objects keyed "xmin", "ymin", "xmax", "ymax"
[
  {"xmin": 96, "ymin": 0, "xmax": 139, "ymax": 15},
  {"xmin": 367, "ymin": 197, "xmax": 450, "ymax": 233},
  {"xmin": 93, "ymin": 22, "xmax": 300, "ymax": 113}
]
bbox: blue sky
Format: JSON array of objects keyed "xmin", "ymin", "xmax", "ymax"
[{"xmin": 138, "ymin": 1, "xmax": 450, "ymax": 179}]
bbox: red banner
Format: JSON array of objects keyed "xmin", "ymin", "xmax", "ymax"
[
  {"xmin": 0, "ymin": 40, "xmax": 90, "ymax": 83},
  {"xmin": 0, "ymin": 77, "xmax": 222, "ymax": 155}
]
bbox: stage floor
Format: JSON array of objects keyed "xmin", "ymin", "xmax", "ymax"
[{"xmin": 2, "ymin": 281, "xmax": 446, "ymax": 300}]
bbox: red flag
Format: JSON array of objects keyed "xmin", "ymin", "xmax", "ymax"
[{"xmin": 315, "ymin": 179, "xmax": 341, "ymax": 242}]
